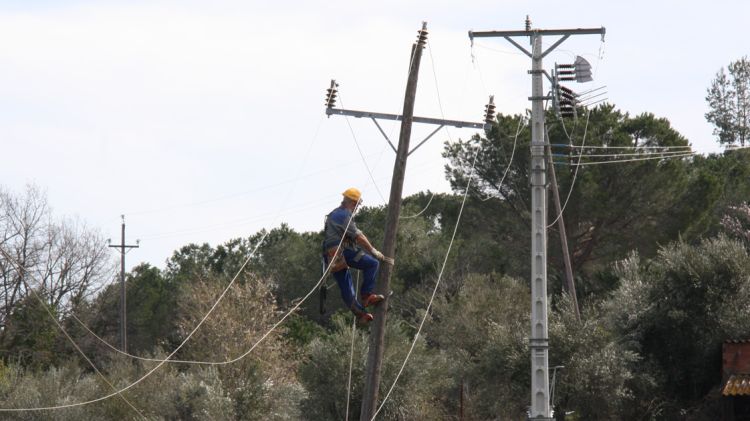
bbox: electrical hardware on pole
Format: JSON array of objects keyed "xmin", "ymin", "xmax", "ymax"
[
  {"xmin": 469, "ymin": 18, "xmax": 605, "ymax": 420},
  {"xmin": 108, "ymin": 215, "xmax": 139, "ymax": 353},
  {"xmin": 324, "ymin": 22, "xmax": 493, "ymax": 421}
]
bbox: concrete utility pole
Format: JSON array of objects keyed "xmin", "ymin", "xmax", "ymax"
[
  {"xmin": 469, "ymin": 18, "xmax": 604, "ymax": 420},
  {"xmin": 108, "ymin": 215, "xmax": 139, "ymax": 353},
  {"xmin": 325, "ymin": 22, "xmax": 492, "ymax": 421}
]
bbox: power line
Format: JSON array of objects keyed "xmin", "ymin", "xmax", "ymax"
[
  {"xmin": 552, "ymin": 149, "xmax": 692, "ymax": 158},
  {"xmin": 339, "ymin": 93, "xmax": 389, "ymax": 204},
  {"xmin": 0, "ymin": 247, "xmax": 144, "ymax": 417},
  {"xmin": 557, "ymin": 143, "xmax": 693, "ymax": 150},
  {"xmin": 345, "ymin": 272, "xmax": 360, "ymax": 421},
  {"xmin": 59, "ymin": 210, "xmax": 362, "ymax": 368},
  {"xmin": 371, "ymin": 145, "xmax": 481, "ymax": 420},
  {"xmin": 555, "ymin": 151, "xmax": 697, "ymax": 166},
  {"xmin": 548, "ymin": 108, "xmax": 591, "ymax": 228},
  {"xmin": 481, "ymin": 116, "xmax": 526, "ymax": 201}
]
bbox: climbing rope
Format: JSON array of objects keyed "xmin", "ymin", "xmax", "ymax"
[
  {"xmin": 0, "ymin": 247, "xmax": 144, "ymax": 417},
  {"xmin": 371, "ymin": 146, "xmax": 481, "ymax": 420},
  {"xmin": 345, "ymin": 272, "xmax": 360, "ymax": 421}
]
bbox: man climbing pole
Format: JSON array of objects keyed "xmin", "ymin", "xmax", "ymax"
[{"xmin": 323, "ymin": 188, "xmax": 394, "ymax": 324}]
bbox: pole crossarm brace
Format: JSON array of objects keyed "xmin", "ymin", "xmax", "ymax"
[
  {"xmin": 326, "ymin": 106, "xmax": 487, "ymax": 155},
  {"xmin": 469, "ymin": 27, "xmax": 606, "ymax": 58},
  {"xmin": 468, "ymin": 22, "xmax": 605, "ymax": 421}
]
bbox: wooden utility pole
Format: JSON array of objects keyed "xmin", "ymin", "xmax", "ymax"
[
  {"xmin": 359, "ymin": 22, "xmax": 427, "ymax": 421},
  {"xmin": 325, "ymin": 22, "xmax": 489, "ymax": 420},
  {"xmin": 546, "ymin": 144, "xmax": 580, "ymax": 320},
  {"xmin": 108, "ymin": 215, "xmax": 139, "ymax": 353}
]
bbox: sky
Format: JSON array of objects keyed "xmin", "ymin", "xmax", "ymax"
[{"xmin": 2, "ymin": 0, "xmax": 748, "ymax": 271}]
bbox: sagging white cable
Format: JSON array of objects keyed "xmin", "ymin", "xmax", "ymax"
[
  {"xmin": 0, "ymin": 123, "xmax": 358, "ymax": 411},
  {"xmin": 548, "ymin": 108, "xmax": 591, "ymax": 228},
  {"xmin": 481, "ymin": 116, "xmax": 526, "ymax": 201},
  {"xmin": 0, "ymin": 247, "xmax": 144, "ymax": 418},
  {"xmin": 371, "ymin": 147, "xmax": 481, "ymax": 420},
  {"xmin": 345, "ymin": 272, "xmax": 360, "ymax": 421}
]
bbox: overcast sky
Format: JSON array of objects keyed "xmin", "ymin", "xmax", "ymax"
[{"xmin": 2, "ymin": 1, "xmax": 748, "ymax": 270}]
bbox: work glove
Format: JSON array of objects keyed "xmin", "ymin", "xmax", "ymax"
[{"xmin": 372, "ymin": 249, "xmax": 395, "ymax": 265}]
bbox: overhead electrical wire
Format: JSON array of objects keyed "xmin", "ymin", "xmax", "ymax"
[
  {"xmin": 0, "ymin": 209, "xmax": 360, "ymax": 411},
  {"xmin": 481, "ymin": 115, "xmax": 526, "ymax": 201},
  {"xmin": 398, "ymin": 42, "xmax": 449, "ymax": 220},
  {"xmin": 0, "ymin": 108, "xmax": 354, "ymax": 411},
  {"xmin": 557, "ymin": 151, "xmax": 698, "ymax": 166},
  {"xmin": 551, "ymin": 149, "xmax": 692, "ymax": 158},
  {"xmin": 547, "ymin": 108, "xmax": 591, "ymax": 228},
  {"xmin": 371, "ymin": 145, "xmax": 482, "ymax": 421},
  {"xmin": 339, "ymin": 93, "xmax": 389, "ymax": 205},
  {"xmin": 0, "ymin": 247, "xmax": 145, "ymax": 417},
  {"xmin": 559, "ymin": 143, "xmax": 693, "ymax": 150},
  {"xmin": 345, "ymin": 272, "xmax": 360, "ymax": 421},
  {"xmin": 546, "ymin": 35, "xmax": 605, "ymax": 228}
]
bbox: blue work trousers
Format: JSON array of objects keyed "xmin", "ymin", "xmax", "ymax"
[{"xmin": 329, "ymin": 249, "xmax": 379, "ymax": 312}]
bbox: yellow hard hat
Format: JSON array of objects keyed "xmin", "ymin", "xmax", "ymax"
[{"xmin": 342, "ymin": 187, "xmax": 362, "ymax": 202}]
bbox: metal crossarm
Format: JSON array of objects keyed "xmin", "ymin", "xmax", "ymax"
[{"xmin": 326, "ymin": 106, "xmax": 488, "ymax": 154}]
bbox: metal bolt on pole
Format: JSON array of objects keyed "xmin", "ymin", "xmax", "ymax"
[{"xmin": 469, "ymin": 19, "xmax": 605, "ymax": 420}]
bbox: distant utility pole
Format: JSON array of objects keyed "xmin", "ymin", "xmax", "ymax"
[
  {"xmin": 546, "ymin": 142, "xmax": 579, "ymax": 321},
  {"xmin": 469, "ymin": 17, "xmax": 604, "ymax": 420},
  {"xmin": 108, "ymin": 215, "xmax": 139, "ymax": 353},
  {"xmin": 325, "ymin": 22, "xmax": 492, "ymax": 421}
]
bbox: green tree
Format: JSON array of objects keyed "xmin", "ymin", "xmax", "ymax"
[
  {"xmin": 444, "ymin": 106, "xmax": 717, "ymax": 284},
  {"xmin": 606, "ymin": 236, "xmax": 750, "ymax": 417},
  {"xmin": 299, "ymin": 313, "xmax": 449, "ymax": 420},
  {"xmin": 0, "ymin": 292, "xmax": 59, "ymax": 369},
  {"xmin": 706, "ymin": 57, "xmax": 750, "ymax": 146}
]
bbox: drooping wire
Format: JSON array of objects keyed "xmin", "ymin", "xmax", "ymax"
[
  {"xmin": 558, "ymin": 151, "xmax": 697, "ymax": 166},
  {"xmin": 481, "ymin": 115, "xmax": 526, "ymax": 201},
  {"xmin": 399, "ymin": 192, "xmax": 435, "ymax": 220},
  {"xmin": 0, "ymin": 113, "xmax": 360, "ymax": 410},
  {"xmin": 68, "ymin": 204, "xmax": 364, "ymax": 368},
  {"xmin": 330, "ymin": 93, "xmax": 389, "ymax": 205},
  {"xmin": 371, "ymin": 146, "xmax": 481, "ymax": 420},
  {"xmin": 398, "ymin": 42, "xmax": 448, "ymax": 220},
  {"xmin": 0, "ymin": 247, "xmax": 145, "ymax": 418},
  {"xmin": 548, "ymin": 108, "xmax": 591, "ymax": 228},
  {"xmin": 427, "ymin": 43, "xmax": 452, "ymax": 144},
  {"xmin": 554, "ymin": 149, "xmax": 693, "ymax": 158},
  {"xmin": 562, "ymin": 144, "xmax": 693, "ymax": 150},
  {"xmin": 0, "ymin": 205, "xmax": 362, "ymax": 411},
  {"xmin": 345, "ymin": 272, "xmax": 360, "ymax": 421}
]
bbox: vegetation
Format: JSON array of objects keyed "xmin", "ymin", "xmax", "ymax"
[
  {"xmin": 2, "ymin": 98, "xmax": 750, "ymax": 419},
  {"xmin": 706, "ymin": 56, "xmax": 750, "ymax": 146}
]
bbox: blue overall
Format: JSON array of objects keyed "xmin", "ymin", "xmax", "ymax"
[{"xmin": 323, "ymin": 206, "xmax": 380, "ymax": 312}]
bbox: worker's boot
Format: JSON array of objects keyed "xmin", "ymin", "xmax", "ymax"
[
  {"xmin": 351, "ymin": 306, "xmax": 373, "ymax": 326},
  {"xmin": 361, "ymin": 293, "xmax": 385, "ymax": 308}
]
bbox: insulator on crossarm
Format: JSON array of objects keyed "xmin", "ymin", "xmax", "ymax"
[
  {"xmin": 484, "ymin": 95, "xmax": 496, "ymax": 124},
  {"xmin": 325, "ymin": 79, "xmax": 338, "ymax": 109},
  {"xmin": 417, "ymin": 22, "xmax": 428, "ymax": 46}
]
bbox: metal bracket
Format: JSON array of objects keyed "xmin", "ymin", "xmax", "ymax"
[
  {"xmin": 326, "ymin": 107, "xmax": 486, "ymax": 155},
  {"xmin": 371, "ymin": 118, "xmax": 398, "ymax": 153}
]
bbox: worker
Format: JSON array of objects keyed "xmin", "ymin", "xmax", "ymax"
[{"xmin": 323, "ymin": 188, "xmax": 393, "ymax": 324}]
